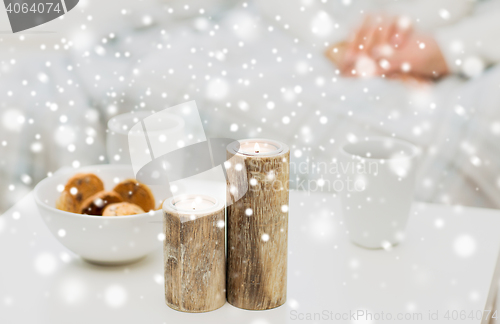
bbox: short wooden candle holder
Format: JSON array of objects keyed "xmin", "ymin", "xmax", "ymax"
[
  {"xmin": 226, "ymin": 139, "xmax": 290, "ymax": 310},
  {"xmin": 162, "ymin": 195, "xmax": 226, "ymax": 313}
]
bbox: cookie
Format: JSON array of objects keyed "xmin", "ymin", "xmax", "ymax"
[
  {"xmin": 112, "ymin": 179, "xmax": 155, "ymax": 212},
  {"xmin": 80, "ymin": 191, "xmax": 123, "ymax": 216},
  {"xmin": 64, "ymin": 173, "xmax": 104, "ymax": 206},
  {"xmin": 103, "ymin": 202, "xmax": 145, "ymax": 216},
  {"xmin": 56, "ymin": 190, "xmax": 79, "ymax": 213}
]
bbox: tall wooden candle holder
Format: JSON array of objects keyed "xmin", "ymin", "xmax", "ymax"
[
  {"xmin": 163, "ymin": 194, "xmax": 226, "ymax": 313},
  {"xmin": 226, "ymin": 139, "xmax": 290, "ymax": 310}
]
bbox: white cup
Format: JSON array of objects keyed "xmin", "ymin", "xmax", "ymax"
[
  {"xmin": 339, "ymin": 137, "xmax": 419, "ymax": 249},
  {"xmin": 106, "ymin": 111, "xmax": 184, "ymax": 164}
]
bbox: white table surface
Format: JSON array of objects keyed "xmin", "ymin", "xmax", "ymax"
[{"xmin": 1, "ymin": 186, "xmax": 500, "ymax": 324}]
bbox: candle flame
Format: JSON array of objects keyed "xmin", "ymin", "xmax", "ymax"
[{"xmin": 254, "ymin": 143, "xmax": 260, "ymax": 153}]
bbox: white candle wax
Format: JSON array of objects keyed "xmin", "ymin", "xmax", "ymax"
[
  {"xmin": 166, "ymin": 194, "xmax": 219, "ymax": 215},
  {"xmin": 229, "ymin": 139, "xmax": 284, "ymax": 156}
]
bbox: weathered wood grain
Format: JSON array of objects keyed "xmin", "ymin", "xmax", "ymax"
[
  {"xmin": 226, "ymin": 143, "xmax": 290, "ymax": 310},
  {"xmin": 163, "ymin": 205, "xmax": 226, "ymax": 312}
]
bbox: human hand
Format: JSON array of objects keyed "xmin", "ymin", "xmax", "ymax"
[
  {"xmin": 338, "ymin": 14, "xmax": 413, "ymax": 76},
  {"xmin": 371, "ymin": 33, "xmax": 450, "ymax": 79}
]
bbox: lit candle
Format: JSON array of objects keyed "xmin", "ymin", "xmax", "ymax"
[
  {"xmin": 225, "ymin": 138, "xmax": 290, "ymax": 310},
  {"xmin": 163, "ymin": 194, "xmax": 225, "ymax": 312},
  {"xmin": 233, "ymin": 138, "xmax": 283, "ymax": 156},
  {"xmin": 169, "ymin": 195, "xmax": 219, "ymax": 213}
]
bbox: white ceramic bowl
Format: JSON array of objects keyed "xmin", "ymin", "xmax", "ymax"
[{"xmin": 34, "ymin": 164, "xmax": 164, "ymax": 265}]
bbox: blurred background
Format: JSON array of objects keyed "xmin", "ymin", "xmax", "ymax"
[{"xmin": 1, "ymin": 0, "xmax": 500, "ymax": 213}]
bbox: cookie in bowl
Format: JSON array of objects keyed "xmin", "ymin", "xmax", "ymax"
[
  {"xmin": 113, "ymin": 179, "xmax": 156, "ymax": 212},
  {"xmin": 103, "ymin": 202, "xmax": 145, "ymax": 216},
  {"xmin": 64, "ymin": 173, "xmax": 104, "ymax": 206},
  {"xmin": 54, "ymin": 172, "xmax": 157, "ymax": 217},
  {"xmin": 55, "ymin": 190, "xmax": 80, "ymax": 213},
  {"xmin": 80, "ymin": 191, "xmax": 123, "ymax": 215}
]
